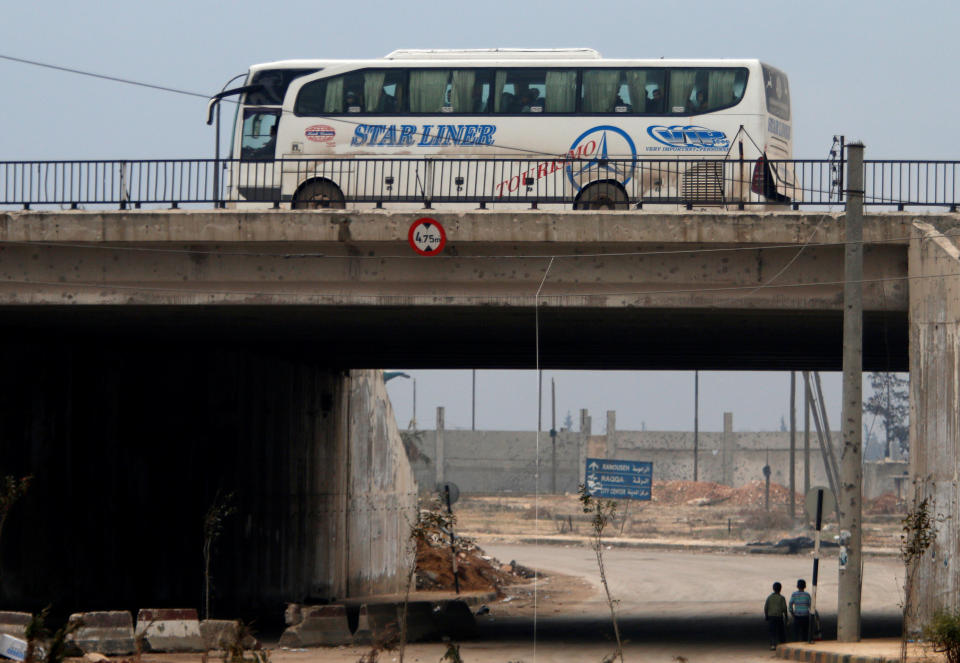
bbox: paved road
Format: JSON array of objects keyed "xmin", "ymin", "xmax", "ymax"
[
  {"xmin": 470, "ymin": 543, "xmax": 903, "ymax": 660},
  {"xmin": 485, "ymin": 543, "xmax": 903, "ymax": 619},
  {"xmin": 264, "ymin": 546, "xmax": 905, "ymax": 663}
]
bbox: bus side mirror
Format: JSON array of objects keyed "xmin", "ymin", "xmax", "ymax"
[{"xmin": 206, "ymin": 84, "xmax": 264, "ymax": 125}]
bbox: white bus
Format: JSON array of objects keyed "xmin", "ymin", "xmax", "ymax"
[{"xmin": 222, "ymin": 49, "xmax": 793, "ymax": 209}]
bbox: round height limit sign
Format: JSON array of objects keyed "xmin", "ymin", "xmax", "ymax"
[{"xmin": 408, "ymin": 217, "xmax": 447, "ymax": 256}]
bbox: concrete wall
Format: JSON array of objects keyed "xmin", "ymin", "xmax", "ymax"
[
  {"xmin": 408, "ymin": 408, "xmax": 904, "ymax": 499},
  {"xmin": 0, "ymin": 341, "xmax": 415, "ymax": 620},
  {"xmin": 344, "ymin": 371, "xmax": 417, "ymax": 597},
  {"xmin": 907, "ymin": 219, "xmax": 960, "ymax": 630},
  {"xmin": 406, "ymin": 408, "xmax": 898, "ymax": 497},
  {"xmin": 862, "ymin": 459, "xmax": 909, "ymax": 500},
  {"xmin": 411, "ymin": 413, "xmax": 583, "ymax": 494}
]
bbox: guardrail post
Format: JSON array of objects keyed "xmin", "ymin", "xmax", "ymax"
[
  {"xmin": 737, "ymin": 140, "xmax": 745, "ymax": 210},
  {"xmin": 422, "ymin": 157, "xmax": 433, "ymax": 209},
  {"xmin": 119, "ymin": 161, "xmax": 129, "ymax": 210},
  {"xmin": 213, "ymin": 103, "xmax": 221, "ymax": 209}
]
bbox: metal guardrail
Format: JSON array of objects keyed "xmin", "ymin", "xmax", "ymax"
[{"xmin": 1, "ymin": 157, "xmax": 957, "ymax": 210}]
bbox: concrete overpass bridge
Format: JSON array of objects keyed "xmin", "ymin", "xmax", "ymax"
[
  {"xmin": 0, "ymin": 209, "xmax": 913, "ymax": 370},
  {"xmin": 0, "ymin": 208, "xmax": 954, "ymax": 629}
]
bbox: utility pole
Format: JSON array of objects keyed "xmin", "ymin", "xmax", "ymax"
[
  {"xmin": 790, "ymin": 371, "xmax": 796, "ymax": 519},
  {"xmin": 551, "ymin": 378, "xmax": 557, "ymax": 494},
  {"xmin": 410, "ymin": 378, "xmax": 418, "ymax": 430},
  {"xmin": 693, "ymin": 370, "xmax": 699, "ymax": 482},
  {"xmin": 838, "ymin": 141, "xmax": 864, "ymax": 642},
  {"xmin": 804, "ymin": 374, "xmax": 811, "ymax": 498},
  {"xmin": 471, "ymin": 369, "xmax": 476, "ymax": 431}
]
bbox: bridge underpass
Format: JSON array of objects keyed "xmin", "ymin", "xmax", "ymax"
[{"xmin": 0, "ymin": 208, "xmax": 951, "ymax": 633}]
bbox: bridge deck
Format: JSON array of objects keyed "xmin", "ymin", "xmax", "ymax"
[{"xmin": 0, "ymin": 209, "xmax": 922, "ymax": 369}]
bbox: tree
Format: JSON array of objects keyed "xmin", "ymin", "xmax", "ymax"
[
  {"xmin": 202, "ymin": 491, "xmax": 236, "ymax": 620},
  {"xmin": 578, "ymin": 484, "xmax": 624, "ymax": 663},
  {"xmin": 863, "ymin": 372, "xmax": 909, "ymax": 459}
]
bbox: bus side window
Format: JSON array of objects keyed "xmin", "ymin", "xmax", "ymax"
[
  {"xmin": 409, "ymin": 70, "xmax": 451, "ymax": 113},
  {"xmin": 494, "ymin": 70, "xmax": 552, "ymax": 113},
  {"xmin": 449, "ymin": 70, "xmax": 493, "ymax": 113},
  {"xmin": 582, "ymin": 69, "xmax": 620, "ymax": 112},
  {"xmin": 342, "ymin": 72, "xmax": 365, "ymax": 113},
  {"xmin": 241, "ymin": 110, "xmax": 279, "ymax": 161},
  {"xmin": 703, "ymin": 68, "xmax": 747, "ymax": 112},
  {"xmin": 295, "ymin": 79, "xmax": 327, "ymax": 115}
]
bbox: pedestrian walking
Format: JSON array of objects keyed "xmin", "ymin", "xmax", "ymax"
[
  {"xmin": 764, "ymin": 581, "xmax": 788, "ymax": 650},
  {"xmin": 789, "ymin": 579, "xmax": 813, "ymax": 642}
]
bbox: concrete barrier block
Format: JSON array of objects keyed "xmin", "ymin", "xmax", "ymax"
[
  {"xmin": 0, "ymin": 633, "xmax": 27, "ymax": 661},
  {"xmin": 135, "ymin": 609, "xmax": 204, "ymax": 652},
  {"xmin": 67, "ymin": 611, "xmax": 136, "ymax": 655},
  {"xmin": 432, "ymin": 601, "xmax": 477, "ymax": 639},
  {"xmin": 0, "ymin": 612, "xmax": 31, "ymax": 639},
  {"xmin": 279, "ymin": 605, "xmax": 352, "ymax": 647},
  {"xmin": 402, "ymin": 602, "xmax": 441, "ymax": 643},
  {"xmin": 352, "ymin": 604, "xmax": 399, "ymax": 646}
]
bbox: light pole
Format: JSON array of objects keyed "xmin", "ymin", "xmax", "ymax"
[{"xmin": 693, "ymin": 370, "xmax": 699, "ymax": 481}]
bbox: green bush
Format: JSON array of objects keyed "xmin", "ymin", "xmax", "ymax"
[{"xmin": 923, "ymin": 611, "xmax": 960, "ymax": 663}]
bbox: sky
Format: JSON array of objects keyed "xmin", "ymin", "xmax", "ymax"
[{"xmin": 0, "ymin": 0, "xmax": 938, "ymax": 434}]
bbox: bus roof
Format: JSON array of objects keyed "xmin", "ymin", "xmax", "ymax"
[
  {"xmin": 384, "ymin": 48, "xmax": 602, "ymax": 59},
  {"xmin": 248, "ymin": 56, "xmax": 769, "ymax": 73}
]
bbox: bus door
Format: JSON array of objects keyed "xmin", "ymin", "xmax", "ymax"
[{"xmin": 234, "ymin": 108, "xmax": 281, "ymax": 203}]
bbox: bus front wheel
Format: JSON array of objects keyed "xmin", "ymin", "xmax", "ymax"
[
  {"xmin": 573, "ymin": 182, "xmax": 629, "ymax": 210},
  {"xmin": 292, "ymin": 180, "xmax": 346, "ymax": 209}
]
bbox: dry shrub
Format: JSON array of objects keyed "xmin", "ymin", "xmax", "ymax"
[{"xmin": 740, "ymin": 509, "xmax": 794, "ymax": 531}]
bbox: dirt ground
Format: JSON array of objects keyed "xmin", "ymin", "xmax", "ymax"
[{"xmin": 451, "ymin": 481, "xmax": 906, "ymax": 551}]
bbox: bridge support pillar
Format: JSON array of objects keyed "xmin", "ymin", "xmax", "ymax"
[
  {"xmin": 907, "ymin": 220, "xmax": 960, "ymax": 631},
  {"xmin": 0, "ymin": 344, "xmax": 415, "ymax": 620}
]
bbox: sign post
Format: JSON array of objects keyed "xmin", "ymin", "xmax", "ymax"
[
  {"xmin": 585, "ymin": 458, "xmax": 652, "ymax": 501},
  {"xmin": 804, "ymin": 486, "xmax": 836, "ymax": 642}
]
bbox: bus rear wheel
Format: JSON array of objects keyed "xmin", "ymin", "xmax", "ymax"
[
  {"xmin": 574, "ymin": 182, "xmax": 629, "ymax": 210},
  {"xmin": 292, "ymin": 180, "xmax": 345, "ymax": 209}
]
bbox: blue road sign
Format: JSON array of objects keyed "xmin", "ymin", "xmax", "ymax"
[{"xmin": 585, "ymin": 457, "xmax": 652, "ymax": 500}]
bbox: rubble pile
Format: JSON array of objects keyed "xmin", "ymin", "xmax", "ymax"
[
  {"xmin": 650, "ymin": 479, "xmax": 803, "ymax": 508},
  {"xmin": 728, "ymin": 480, "xmax": 801, "ymax": 508},
  {"xmin": 415, "ymin": 509, "xmax": 526, "ymax": 593},
  {"xmin": 651, "ymin": 480, "xmax": 734, "ymax": 505},
  {"xmin": 864, "ymin": 492, "xmax": 905, "ymax": 515}
]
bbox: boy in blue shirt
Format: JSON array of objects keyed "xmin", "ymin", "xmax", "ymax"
[{"xmin": 789, "ymin": 579, "xmax": 813, "ymax": 642}]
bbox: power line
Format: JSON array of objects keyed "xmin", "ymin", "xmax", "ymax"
[{"xmin": 0, "ymin": 53, "xmax": 210, "ymax": 100}]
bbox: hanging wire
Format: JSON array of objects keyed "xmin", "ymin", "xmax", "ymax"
[{"xmin": 533, "ymin": 256, "xmax": 554, "ymax": 663}]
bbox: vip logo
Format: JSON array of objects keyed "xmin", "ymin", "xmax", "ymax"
[
  {"xmin": 647, "ymin": 125, "xmax": 729, "ymax": 150},
  {"xmin": 305, "ymin": 125, "xmax": 336, "ymax": 144},
  {"xmin": 565, "ymin": 125, "xmax": 638, "ymax": 190}
]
